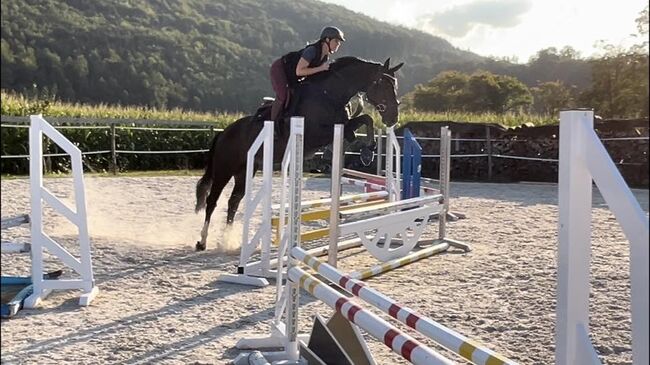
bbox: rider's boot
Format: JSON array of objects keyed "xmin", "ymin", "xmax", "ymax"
[{"xmin": 270, "ymin": 99, "xmax": 284, "ymax": 123}]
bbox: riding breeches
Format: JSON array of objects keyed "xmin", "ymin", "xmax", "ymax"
[{"xmin": 270, "ymin": 58, "xmax": 289, "ymax": 121}]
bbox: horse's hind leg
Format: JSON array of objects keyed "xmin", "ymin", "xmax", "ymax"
[
  {"xmin": 196, "ymin": 174, "xmax": 231, "ymax": 251},
  {"xmin": 226, "ymin": 169, "xmax": 249, "ymax": 225}
]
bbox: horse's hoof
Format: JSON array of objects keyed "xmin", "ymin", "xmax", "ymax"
[
  {"xmin": 360, "ymin": 147, "xmax": 374, "ymax": 166},
  {"xmin": 322, "ymin": 148, "xmax": 333, "ymax": 161},
  {"xmin": 196, "ymin": 241, "xmax": 206, "ymax": 251}
]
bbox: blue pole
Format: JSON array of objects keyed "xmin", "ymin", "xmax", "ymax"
[
  {"xmin": 402, "ymin": 129, "xmax": 422, "ymax": 199},
  {"xmin": 403, "ymin": 129, "xmax": 412, "ymax": 199}
]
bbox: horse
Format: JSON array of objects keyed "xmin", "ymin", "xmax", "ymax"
[{"xmin": 194, "ymin": 57, "xmax": 404, "ymax": 251}]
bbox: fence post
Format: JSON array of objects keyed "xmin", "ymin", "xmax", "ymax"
[
  {"xmin": 486, "ymin": 125, "xmax": 493, "ymax": 181},
  {"xmin": 110, "ymin": 124, "xmax": 117, "ymax": 175}
]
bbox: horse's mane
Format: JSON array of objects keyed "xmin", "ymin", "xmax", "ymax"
[
  {"xmin": 329, "ymin": 56, "xmax": 381, "ymax": 71},
  {"xmin": 303, "ymin": 56, "xmax": 381, "ymax": 84}
]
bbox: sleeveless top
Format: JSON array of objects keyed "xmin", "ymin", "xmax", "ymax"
[{"xmin": 281, "ymin": 40, "xmax": 328, "ymax": 88}]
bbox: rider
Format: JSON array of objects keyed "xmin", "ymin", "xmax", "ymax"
[{"xmin": 269, "ymin": 26, "xmax": 346, "ymax": 122}]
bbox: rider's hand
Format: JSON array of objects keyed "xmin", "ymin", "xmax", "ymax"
[{"xmin": 320, "ymin": 63, "xmax": 330, "ymax": 72}]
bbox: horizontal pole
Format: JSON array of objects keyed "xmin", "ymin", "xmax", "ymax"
[
  {"xmin": 292, "ymin": 247, "xmax": 516, "ymax": 365},
  {"xmin": 348, "ymin": 241, "xmax": 450, "ymax": 280},
  {"xmin": 271, "ymin": 191, "xmax": 388, "ymax": 212},
  {"xmin": 1, "ymin": 214, "xmax": 30, "ymax": 230},
  {"xmin": 340, "ymin": 194, "xmax": 442, "ymax": 221},
  {"xmin": 272, "ymin": 200, "xmax": 385, "ymax": 226},
  {"xmin": 342, "ymin": 168, "xmax": 386, "ymax": 181},
  {"xmin": 340, "ymin": 177, "xmax": 387, "ymax": 192},
  {"xmin": 288, "ymin": 267, "xmax": 452, "ymax": 365},
  {"xmin": 260, "ymin": 238, "xmax": 363, "ymax": 270},
  {"xmin": 1, "ymin": 242, "xmax": 31, "ymax": 253},
  {"xmin": 271, "ymin": 200, "xmax": 386, "ymax": 244},
  {"xmin": 38, "ymin": 279, "xmax": 94, "ymax": 291}
]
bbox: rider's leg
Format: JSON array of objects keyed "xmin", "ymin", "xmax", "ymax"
[
  {"xmin": 269, "ymin": 59, "xmax": 288, "ymax": 122},
  {"xmin": 270, "ymin": 98, "xmax": 285, "ymax": 122}
]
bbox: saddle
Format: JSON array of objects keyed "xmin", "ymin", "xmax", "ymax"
[
  {"xmin": 253, "ymin": 99, "xmax": 273, "ymax": 121},
  {"xmin": 255, "ymin": 80, "xmax": 355, "ymax": 127},
  {"xmin": 254, "ymin": 89, "xmax": 303, "ymax": 123}
]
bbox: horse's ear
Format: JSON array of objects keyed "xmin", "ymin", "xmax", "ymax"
[
  {"xmin": 383, "ymin": 58, "xmax": 391, "ymax": 69},
  {"xmin": 388, "ymin": 62, "xmax": 404, "ymax": 74}
]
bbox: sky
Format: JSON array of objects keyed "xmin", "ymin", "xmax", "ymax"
[{"xmin": 320, "ymin": 0, "xmax": 648, "ymax": 63}]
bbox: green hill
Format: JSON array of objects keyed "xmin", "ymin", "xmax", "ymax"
[{"xmin": 1, "ymin": 0, "xmax": 591, "ymax": 113}]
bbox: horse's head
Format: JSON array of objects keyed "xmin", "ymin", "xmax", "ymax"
[
  {"xmin": 324, "ymin": 57, "xmax": 404, "ymax": 127},
  {"xmin": 366, "ymin": 58, "xmax": 403, "ymax": 127}
]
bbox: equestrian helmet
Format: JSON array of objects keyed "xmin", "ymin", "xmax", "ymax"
[{"xmin": 320, "ymin": 26, "xmax": 346, "ymax": 42}]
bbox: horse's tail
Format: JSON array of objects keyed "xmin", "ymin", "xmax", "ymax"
[{"xmin": 195, "ymin": 131, "xmax": 221, "ymax": 213}]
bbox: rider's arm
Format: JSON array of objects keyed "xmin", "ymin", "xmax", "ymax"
[
  {"xmin": 296, "ymin": 57, "xmax": 328, "ymax": 77},
  {"xmin": 295, "ymin": 46, "xmax": 328, "ymax": 77}
]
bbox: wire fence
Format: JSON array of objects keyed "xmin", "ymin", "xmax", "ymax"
[{"xmin": 2, "ymin": 116, "xmax": 648, "ymax": 177}]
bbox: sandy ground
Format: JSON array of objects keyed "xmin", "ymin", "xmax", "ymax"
[{"xmin": 1, "ymin": 175, "xmax": 648, "ymax": 365}]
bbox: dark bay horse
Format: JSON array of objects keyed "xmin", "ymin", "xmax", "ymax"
[{"xmin": 194, "ymin": 57, "xmax": 404, "ymax": 250}]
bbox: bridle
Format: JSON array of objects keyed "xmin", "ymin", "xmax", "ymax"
[
  {"xmin": 366, "ymin": 73, "xmax": 397, "ymax": 114},
  {"xmin": 318, "ymin": 65, "xmax": 398, "ymax": 115}
]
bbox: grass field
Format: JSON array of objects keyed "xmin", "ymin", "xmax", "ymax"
[{"xmin": 2, "ymin": 90, "xmax": 556, "ymax": 128}]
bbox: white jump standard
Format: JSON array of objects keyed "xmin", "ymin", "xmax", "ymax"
[
  {"xmin": 233, "ymin": 118, "xmax": 517, "ymax": 365},
  {"xmin": 326, "ymin": 123, "xmax": 469, "ymax": 264},
  {"xmin": 219, "ymin": 120, "xmax": 468, "ymax": 287},
  {"xmin": 556, "ymin": 110, "xmax": 648, "ymax": 365},
  {"xmin": 1, "ymin": 115, "xmax": 99, "ymax": 310}
]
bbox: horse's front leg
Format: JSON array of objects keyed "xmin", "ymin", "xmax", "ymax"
[{"xmin": 345, "ymin": 114, "xmax": 376, "ymax": 166}]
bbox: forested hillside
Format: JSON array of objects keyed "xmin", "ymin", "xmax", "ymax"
[{"xmin": 1, "ymin": 0, "xmax": 592, "ymax": 113}]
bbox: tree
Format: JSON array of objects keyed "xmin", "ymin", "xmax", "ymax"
[
  {"xmin": 580, "ymin": 52, "xmax": 648, "ymax": 117},
  {"xmin": 633, "ymin": 5, "xmax": 649, "ymax": 53},
  {"xmin": 411, "ymin": 71, "xmax": 469, "ymax": 112},
  {"xmin": 464, "ymin": 71, "xmax": 532, "ymax": 113},
  {"xmin": 559, "ymin": 46, "xmax": 581, "ymax": 60},
  {"xmin": 412, "ymin": 85, "xmax": 450, "ymax": 112},
  {"xmin": 531, "ymin": 81, "xmax": 575, "ymax": 115},
  {"xmin": 495, "ymin": 74, "xmax": 533, "ymax": 112},
  {"xmin": 1, "ymin": 39, "xmax": 16, "ymax": 85},
  {"xmin": 409, "ymin": 70, "xmax": 531, "ymax": 113},
  {"xmin": 579, "ymin": 6, "xmax": 649, "ymax": 118}
]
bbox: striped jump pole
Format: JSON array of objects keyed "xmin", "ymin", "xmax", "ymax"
[
  {"xmin": 339, "ymin": 193, "xmax": 442, "ymax": 222},
  {"xmin": 343, "ymin": 168, "xmax": 386, "ymax": 181},
  {"xmin": 270, "ymin": 200, "xmax": 386, "ymax": 244},
  {"xmin": 292, "ymin": 247, "xmax": 518, "ymax": 365},
  {"xmin": 340, "ymin": 176, "xmax": 387, "ymax": 192},
  {"xmin": 288, "ymin": 267, "xmax": 453, "ymax": 365},
  {"xmin": 348, "ymin": 240, "xmax": 451, "ymax": 280},
  {"xmin": 342, "ymin": 168, "xmax": 440, "ymax": 195},
  {"xmin": 271, "ymin": 190, "xmax": 388, "ymax": 213}
]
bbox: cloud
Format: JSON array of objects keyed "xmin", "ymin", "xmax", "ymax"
[{"xmin": 418, "ymin": 0, "xmax": 533, "ymax": 37}]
